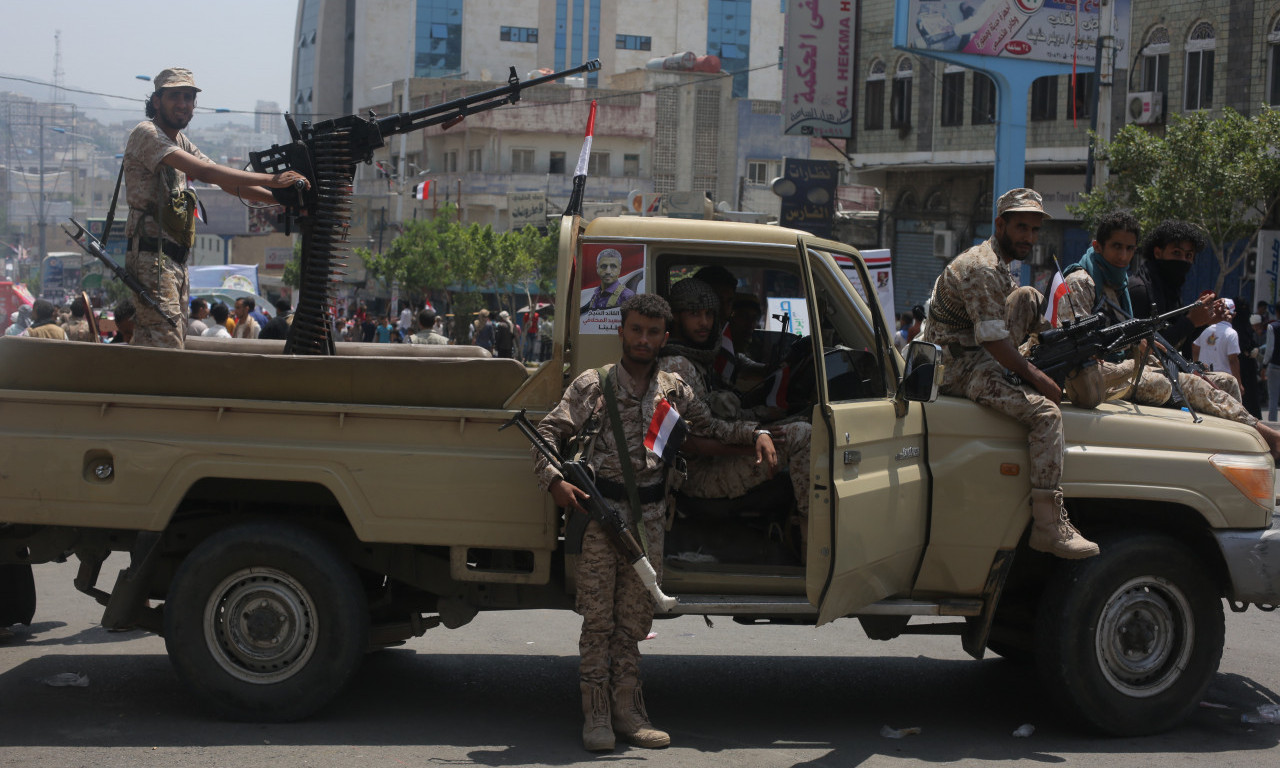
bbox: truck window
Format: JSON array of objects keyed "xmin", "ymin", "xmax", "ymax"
[{"xmin": 806, "ymin": 249, "xmax": 892, "ymax": 402}]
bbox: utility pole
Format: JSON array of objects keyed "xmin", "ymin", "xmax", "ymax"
[
  {"xmin": 37, "ymin": 115, "xmax": 46, "ymax": 266},
  {"xmin": 1086, "ymin": 0, "xmax": 1117, "ymax": 193}
]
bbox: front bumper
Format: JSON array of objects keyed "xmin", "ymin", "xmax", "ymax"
[{"xmin": 1214, "ymin": 512, "xmax": 1280, "ymax": 607}]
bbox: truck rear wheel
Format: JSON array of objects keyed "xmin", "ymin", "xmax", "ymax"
[
  {"xmin": 1035, "ymin": 532, "xmax": 1223, "ymax": 736},
  {"xmin": 163, "ymin": 522, "xmax": 368, "ymax": 721}
]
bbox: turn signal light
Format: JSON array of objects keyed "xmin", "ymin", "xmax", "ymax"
[{"xmin": 1209, "ymin": 453, "xmax": 1275, "ymax": 510}]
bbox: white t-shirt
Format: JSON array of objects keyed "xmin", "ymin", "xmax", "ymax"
[
  {"xmin": 1194, "ymin": 321, "xmax": 1240, "ymax": 374},
  {"xmin": 399, "ymin": 307, "xmax": 413, "ymax": 332},
  {"xmin": 202, "ymin": 324, "xmax": 231, "ymax": 339}
]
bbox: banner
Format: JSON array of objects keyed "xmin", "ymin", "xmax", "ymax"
[
  {"xmin": 777, "ymin": 159, "xmax": 839, "ymax": 239},
  {"xmin": 782, "ymin": 0, "xmax": 856, "ymax": 137},
  {"xmin": 579, "ymin": 243, "xmax": 645, "ymax": 335},
  {"xmin": 508, "ymin": 191, "xmax": 546, "ymax": 230},
  {"xmin": 1255, "ymin": 230, "xmax": 1280, "ymax": 312}
]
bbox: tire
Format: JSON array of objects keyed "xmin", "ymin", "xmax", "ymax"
[
  {"xmin": 0, "ymin": 563, "xmax": 36, "ymax": 626},
  {"xmin": 1035, "ymin": 532, "xmax": 1224, "ymax": 736},
  {"xmin": 163, "ymin": 522, "xmax": 368, "ymax": 722}
]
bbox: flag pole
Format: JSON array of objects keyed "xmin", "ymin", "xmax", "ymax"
[{"xmin": 563, "ymin": 100, "xmax": 597, "ymax": 217}]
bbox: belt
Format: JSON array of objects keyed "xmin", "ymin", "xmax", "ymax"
[
  {"xmin": 946, "ymin": 343, "xmax": 981, "ymax": 357},
  {"xmin": 595, "ymin": 476, "xmax": 666, "ymax": 504},
  {"xmin": 131, "ymin": 236, "xmax": 189, "ymax": 262}
]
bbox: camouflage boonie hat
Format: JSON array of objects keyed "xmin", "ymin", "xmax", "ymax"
[
  {"xmin": 668, "ymin": 278, "xmax": 719, "ymax": 313},
  {"xmin": 996, "ymin": 188, "xmax": 1049, "ymax": 218},
  {"xmin": 153, "ymin": 67, "xmax": 201, "ymax": 92}
]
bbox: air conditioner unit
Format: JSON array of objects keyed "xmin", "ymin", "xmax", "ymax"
[
  {"xmin": 1127, "ymin": 91, "xmax": 1164, "ymax": 125},
  {"xmin": 933, "ymin": 230, "xmax": 955, "ymax": 260}
]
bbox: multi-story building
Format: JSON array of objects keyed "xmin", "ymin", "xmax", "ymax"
[{"xmin": 854, "ymin": 0, "xmax": 1280, "ymax": 311}]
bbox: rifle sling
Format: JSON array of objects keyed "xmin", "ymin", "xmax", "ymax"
[
  {"xmin": 101, "ymin": 161, "xmax": 125, "ymax": 249},
  {"xmin": 600, "ymin": 365, "xmax": 649, "ymax": 555}
]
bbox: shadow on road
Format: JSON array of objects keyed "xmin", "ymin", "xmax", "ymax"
[{"xmin": 0, "ymin": 647, "xmax": 1276, "ymax": 765}]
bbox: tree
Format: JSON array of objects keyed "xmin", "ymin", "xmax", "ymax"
[{"xmin": 1071, "ymin": 107, "xmax": 1280, "ymax": 294}]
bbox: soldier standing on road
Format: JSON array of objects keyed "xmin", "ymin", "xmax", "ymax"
[
  {"xmin": 124, "ymin": 67, "xmax": 309, "ymax": 349},
  {"xmin": 921, "ymin": 188, "xmax": 1099, "ymax": 559},
  {"xmin": 533, "ymin": 294, "xmax": 775, "ymax": 752}
]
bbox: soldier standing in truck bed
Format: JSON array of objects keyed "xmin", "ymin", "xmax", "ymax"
[
  {"xmin": 921, "ymin": 187, "xmax": 1099, "ymax": 559},
  {"xmin": 124, "ymin": 67, "xmax": 309, "ymax": 348},
  {"xmin": 532, "ymin": 294, "xmax": 774, "ymax": 752}
]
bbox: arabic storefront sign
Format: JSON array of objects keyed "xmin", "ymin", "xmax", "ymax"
[
  {"xmin": 777, "ymin": 158, "xmax": 839, "ymax": 239},
  {"xmin": 782, "ymin": 0, "xmax": 856, "ymax": 138},
  {"xmin": 508, "ymin": 191, "xmax": 547, "ymax": 230},
  {"xmin": 904, "ymin": 0, "xmax": 1128, "ymax": 67}
]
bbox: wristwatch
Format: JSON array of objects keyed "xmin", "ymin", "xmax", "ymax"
[{"xmin": 753, "ymin": 428, "xmax": 771, "ymax": 441}]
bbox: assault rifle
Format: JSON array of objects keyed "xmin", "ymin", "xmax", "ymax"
[
  {"xmin": 1011, "ymin": 300, "xmax": 1203, "ymax": 388},
  {"xmin": 247, "ymin": 59, "xmax": 601, "ymax": 354},
  {"xmin": 60, "ymin": 218, "xmax": 179, "ymax": 328},
  {"xmin": 500, "ymin": 409, "xmax": 679, "ymax": 613}
]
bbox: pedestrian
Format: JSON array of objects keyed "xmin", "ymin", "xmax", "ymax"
[
  {"xmin": 494, "ymin": 310, "xmax": 516, "ymax": 358},
  {"xmin": 538, "ymin": 311, "xmax": 554, "ymax": 361},
  {"xmin": 258, "ymin": 299, "xmax": 294, "ymax": 340},
  {"xmin": 200, "ymin": 303, "xmax": 232, "ymax": 338},
  {"xmin": 474, "ymin": 309, "xmax": 495, "ymax": 351},
  {"xmin": 26, "ymin": 300, "xmax": 67, "ymax": 340},
  {"xmin": 1194, "ymin": 298, "xmax": 1242, "ymax": 391},
  {"xmin": 398, "ymin": 301, "xmax": 414, "ymax": 342},
  {"xmin": 1234, "ymin": 305, "xmax": 1263, "ymax": 419},
  {"xmin": 123, "ymin": 67, "xmax": 308, "ymax": 348},
  {"xmin": 63, "ymin": 296, "xmax": 96, "ymax": 342},
  {"xmin": 110, "ymin": 300, "xmax": 137, "ymax": 343},
  {"xmin": 533, "ymin": 294, "xmax": 774, "ymax": 752},
  {"xmin": 921, "ymin": 187, "xmax": 1098, "ymax": 559},
  {"xmin": 374, "ymin": 315, "xmax": 394, "ymax": 343},
  {"xmin": 407, "ymin": 307, "xmax": 449, "ymax": 344},
  {"xmin": 232, "ymin": 298, "xmax": 261, "ymax": 339},
  {"xmin": 5, "ymin": 305, "xmax": 32, "ymax": 336},
  {"xmin": 188, "ymin": 297, "xmax": 210, "ymax": 337}
]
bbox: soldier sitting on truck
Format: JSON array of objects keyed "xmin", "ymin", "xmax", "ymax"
[
  {"xmin": 921, "ymin": 187, "xmax": 1099, "ymax": 559},
  {"xmin": 1056, "ymin": 211, "xmax": 1280, "ymax": 460},
  {"xmin": 659, "ymin": 277, "xmax": 814, "ymax": 559},
  {"xmin": 533, "ymin": 293, "xmax": 775, "ymax": 752}
]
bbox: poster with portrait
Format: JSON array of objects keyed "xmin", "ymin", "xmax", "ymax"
[{"xmin": 579, "ymin": 243, "xmax": 646, "ymax": 335}]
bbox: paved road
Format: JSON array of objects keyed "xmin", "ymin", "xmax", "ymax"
[{"xmin": 2, "ymin": 557, "xmax": 1279, "ymax": 767}]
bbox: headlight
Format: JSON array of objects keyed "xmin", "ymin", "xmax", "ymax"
[{"xmin": 1209, "ymin": 453, "xmax": 1275, "ymax": 511}]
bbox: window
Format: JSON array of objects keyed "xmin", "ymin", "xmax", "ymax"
[
  {"xmin": 443, "ymin": 150, "xmax": 458, "ymax": 173},
  {"xmin": 500, "ymin": 26, "xmax": 538, "ymax": 43},
  {"xmin": 511, "ymin": 148, "xmax": 535, "ymax": 173},
  {"xmin": 467, "ymin": 148, "xmax": 482, "ymax": 172},
  {"xmin": 1030, "ymin": 76, "xmax": 1058, "ymax": 121},
  {"xmin": 940, "ymin": 69, "xmax": 965, "ymax": 127},
  {"xmin": 616, "ymin": 34, "xmax": 651, "ymax": 51},
  {"xmin": 972, "ymin": 73, "xmax": 995, "ymax": 124},
  {"xmin": 746, "ymin": 159, "xmax": 780, "ymax": 185},
  {"xmin": 414, "ymin": 0, "xmax": 464, "ymax": 77},
  {"xmin": 623, "ymin": 153, "xmax": 640, "ymax": 176},
  {"xmin": 1185, "ymin": 22, "xmax": 1215, "ymax": 111},
  {"xmin": 708, "ymin": 0, "xmax": 752, "ymax": 97},
  {"xmin": 588, "ymin": 152, "xmax": 610, "ymax": 176},
  {"xmin": 1070, "ymin": 72, "xmax": 1096, "ymax": 120},
  {"xmin": 865, "ymin": 59, "xmax": 885, "ymax": 130},
  {"xmin": 548, "ymin": 151, "xmax": 566, "ymax": 175},
  {"xmin": 890, "ymin": 58, "xmax": 913, "ymax": 130},
  {"xmin": 1268, "ymin": 17, "xmax": 1280, "ymax": 105},
  {"xmin": 1141, "ymin": 26, "xmax": 1170, "ymax": 94}
]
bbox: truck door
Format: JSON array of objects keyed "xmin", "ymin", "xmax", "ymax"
[{"xmin": 802, "ymin": 243, "xmax": 930, "ymax": 625}]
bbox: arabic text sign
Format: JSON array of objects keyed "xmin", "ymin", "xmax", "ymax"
[
  {"xmin": 905, "ymin": 0, "xmax": 1103, "ymax": 66},
  {"xmin": 783, "ymin": 0, "xmax": 856, "ymax": 138},
  {"xmin": 508, "ymin": 191, "xmax": 547, "ymax": 230}
]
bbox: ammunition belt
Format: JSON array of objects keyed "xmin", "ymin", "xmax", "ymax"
[
  {"xmin": 928, "ymin": 291, "xmax": 973, "ymax": 330},
  {"xmin": 596, "ymin": 477, "xmax": 666, "ymax": 504}
]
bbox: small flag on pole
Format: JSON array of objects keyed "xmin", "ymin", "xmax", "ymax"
[
  {"xmin": 763, "ymin": 363, "xmax": 792, "ymax": 409},
  {"xmin": 1043, "ymin": 270, "xmax": 1069, "ymax": 326},
  {"xmin": 413, "ymin": 180, "xmax": 431, "ymax": 200},
  {"xmin": 193, "ymin": 195, "xmax": 208, "ymax": 224},
  {"xmin": 564, "ymin": 100, "xmax": 597, "ymax": 217},
  {"xmin": 644, "ymin": 398, "xmax": 688, "ymax": 465}
]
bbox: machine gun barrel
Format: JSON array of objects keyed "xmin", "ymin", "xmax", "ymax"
[{"xmin": 501, "ymin": 409, "xmax": 678, "ymax": 612}]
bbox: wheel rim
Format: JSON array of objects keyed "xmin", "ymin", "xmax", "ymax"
[
  {"xmin": 1094, "ymin": 575, "xmax": 1195, "ymax": 698},
  {"xmin": 203, "ymin": 567, "xmax": 318, "ymax": 684}
]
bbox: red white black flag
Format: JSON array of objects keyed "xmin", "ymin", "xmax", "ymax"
[{"xmin": 644, "ymin": 398, "xmax": 687, "ymax": 465}]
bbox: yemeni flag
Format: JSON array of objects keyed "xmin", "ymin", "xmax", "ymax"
[
  {"xmin": 1043, "ymin": 270, "xmax": 1069, "ymax": 327},
  {"xmin": 763, "ymin": 363, "xmax": 791, "ymax": 409},
  {"xmin": 563, "ymin": 100, "xmax": 597, "ymax": 217},
  {"xmin": 412, "ymin": 180, "xmax": 431, "ymax": 200},
  {"xmin": 713, "ymin": 323, "xmax": 736, "ymax": 383},
  {"xmin": 644, "ymin": 398, "xmax": 688, "ymax": 465}
]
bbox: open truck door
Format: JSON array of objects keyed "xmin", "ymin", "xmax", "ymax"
[{"xmin": 801, "ymin": 241, "xmax": 932, "ymax": 625}]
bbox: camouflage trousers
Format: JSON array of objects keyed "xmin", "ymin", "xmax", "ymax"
[
  {"xmin": 576, "ymin": 501, "xmax": 666, "ymax": 688},
  {"xmin": 125, "ymin": 248, "xmax": 187, "ymax": 349},
  {"xmin": 680, "ymin": 419, "xmax": 812, "ymax": 521},
  {"xmin": 942, "ymin": 286, "xmax": 1062, "ymax": 489},
  {"xmin": 1101, "ymin": 359, "xmax": 1256, "ymax": 425}
]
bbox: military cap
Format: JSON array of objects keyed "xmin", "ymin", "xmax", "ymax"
[
  {"xmin": 668, "ymin": 277, "xmax": 719, "ymax": 312},
  {"xmin": 996, "ymin": 188, "xmax": 1049, "ymax": 218},
  {"xmin": 153, "ymin": 67, "xmax": 201, "ymax": 92}
]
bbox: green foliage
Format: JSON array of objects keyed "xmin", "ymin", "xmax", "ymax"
[
  {"xmin": 281, "ymin": 239, "xmax": 302, "ymax": 290},
  {"xmin": 1071, "ymin": 107, "xmax": 1280, "ymax": 293}
]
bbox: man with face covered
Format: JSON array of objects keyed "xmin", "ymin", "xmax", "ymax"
[
  {"xmin": 921, "ymin": 188, "xmax": 1098, "ymax": 559},
  {"xmin": 583, "ymin": 248, "xmax": 636, "ymax": 312}
]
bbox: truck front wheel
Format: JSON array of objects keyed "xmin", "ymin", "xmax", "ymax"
[
  {"xmin": 163, "ymin": 522, "xmax": 368, "ymax": 721},
  {"xmin": 1035, "ymin": 532, "xmax": 1224, "ymax": 736}
]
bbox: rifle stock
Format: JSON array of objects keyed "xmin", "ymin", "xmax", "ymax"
[{"xmin": 500, "ymin": 409, "xmax": 678, "ymax": 612}]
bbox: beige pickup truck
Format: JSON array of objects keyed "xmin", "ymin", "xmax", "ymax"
[{"xmin": 2, "ymin": 215, "xmax": 1278, "ymax": 736}]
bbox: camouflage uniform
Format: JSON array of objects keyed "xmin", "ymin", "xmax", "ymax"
[
  {"xmin": 534, "ymin": 363, "xmax": 755, "ymax": 689},
  {"xmin": 63, "ymin": 318, "xmax": 95, "ymax": 342},
  {"xmin": 658, "ymin": 352, "xmax": 812, "ymax": 528},
  {"xmin": 1057, "ymin": 269, "xmax": 1258, "ymax": 426},
  {"xmin": 123, "ymin": 120, "xmax": 209, "ymax": 349},
  {"xmin": 921, "ymin": 237, "xmax": 1063, "ymax": 490}
]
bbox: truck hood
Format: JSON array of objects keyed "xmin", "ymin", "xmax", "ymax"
[{"xmin": 1060, "ymin": 398, "xmax": 1267, "ymax": 455}]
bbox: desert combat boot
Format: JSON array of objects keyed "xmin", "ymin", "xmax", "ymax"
[
  {"xmin": 611, "ymin": 682, "xmax": 670, "ymax": 748},
  {"xmin": 1029, "ymin": 488, "xmax": 1100, "ymax": 559},
  {"xmin": 581, "ymin": 682, "xmax": 615, "ymax": 752}
]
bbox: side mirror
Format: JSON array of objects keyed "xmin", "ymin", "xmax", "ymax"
[{"xmin": 900, "ymin": 340, "xmax": 942, "ymax": 403}]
